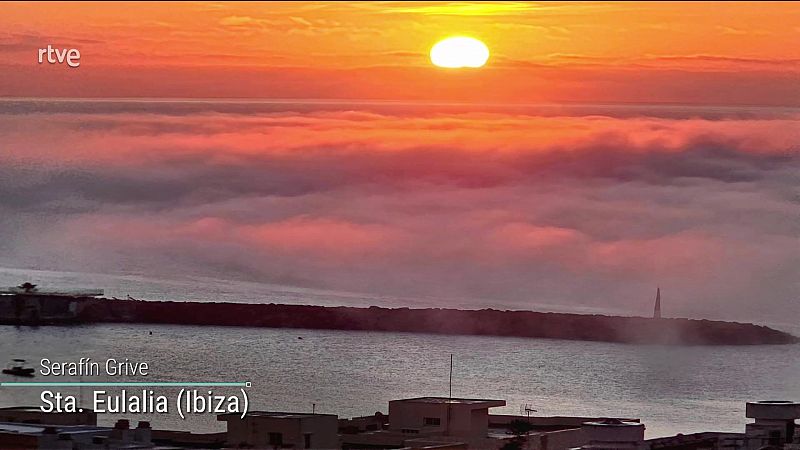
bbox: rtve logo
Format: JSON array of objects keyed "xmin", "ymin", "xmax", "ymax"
[{"xmin": 38, "ymin": 45, "xmax": 81, "ymax": 68}]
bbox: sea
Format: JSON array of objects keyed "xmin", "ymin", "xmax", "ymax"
[{"xmin": 0, "ymin": 267, "xmax": 799, "ymax": 439}]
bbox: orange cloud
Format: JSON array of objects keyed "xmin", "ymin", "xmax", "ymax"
[{"xmin": 2, "ymin": 2, "xmax": 800, "ymax": 104}]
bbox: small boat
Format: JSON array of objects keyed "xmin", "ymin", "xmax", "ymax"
[{"xmin": 2, "ymin": 359, "xmax": 35, "ymax": 377}]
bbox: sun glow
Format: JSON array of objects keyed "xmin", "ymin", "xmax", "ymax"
[{"xmin": 430, "ymin": 37, "xmax": 489, "ymax": 68}]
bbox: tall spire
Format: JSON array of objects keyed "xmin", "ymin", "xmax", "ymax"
[{"xmin": 653, "ymin": 287, "xmax": 661, "ymax": 319}]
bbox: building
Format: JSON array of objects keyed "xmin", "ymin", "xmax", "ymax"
[
  {"xmin": 339, "ymin": 413, "xmax": 389, "ymax": 434},
  {"xmin": 571, "ymin": 419, "xmax": 645, "ymax": 450},
  {"xmin": 0, "ymin": 283, "xmax": 105, "ymax": 325},
  {"xmin": 744, "ymin": 401, "xmax": 800, "ymax": 450},
  {"xmin": 219, "ymin": 411, "xmax": 339, "ymax": 449},
  {"xmin": 646, "ymin": 400, "xmax": 800, "ymax": 450},
  {"xmin": 5, "ymin": 396, "xmax": 797, "ymax": 450},
  {"xmin": 341, "ymin": 396, "xmax": 640, "ymax": 450},
  {"xmin": 342, "ymin": 397, "xmax": 509, "ymax": 449},
  {"xmin": 490, "ymin": 415, "xmax": 641, "ymax": 450},
  {"xmin": 388, "ymin": 397, "xmax": 506, "ymax": 438},
  {"xmin": 0, "ymin": 406, "xmax": 97, "ymax": 426},
  {"xmin": 0, "ymin": 410, "xmax": 219, "ymax": 449},
  {"xmin": 0, "ymin": 419, "xmax": 158, "ymax": 449}
]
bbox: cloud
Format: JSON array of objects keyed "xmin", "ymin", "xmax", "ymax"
[
  {"xmin": 380, "ymin": 2, "xmax": 540, "ymax": 16},
  {"xmin": 0, "ymin": 32, "xmax": 104, "ymax": 55},
  {"xmin": 379, "ymin": 2, "xmax": 622, "ymax": 16},
  {"xmin": 0, "ymin": 100, "xmax": 797, "ymax": 323},
  {"xmin": 217, "ymin": 14, "xmax": 383, "ymax": 37}
]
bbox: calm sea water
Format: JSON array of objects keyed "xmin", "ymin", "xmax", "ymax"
[
  {"xmin": 1, "ymin": 324, "xmax": 799, "ymax": 439},
  {"xmin": 1, "ymin": 267, "xmax": 799, "ymax": 439}
]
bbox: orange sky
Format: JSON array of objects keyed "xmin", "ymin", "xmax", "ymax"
[{"xmin": 2, "ymin": 2, "xmax": 800, "ymax": 104}]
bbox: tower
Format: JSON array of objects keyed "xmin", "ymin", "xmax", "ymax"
[{"xmin": 653, "ymin": 287, "xmax": 661, "ymax": 319}]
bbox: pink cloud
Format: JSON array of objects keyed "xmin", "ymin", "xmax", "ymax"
[
  {"xmin": 184, "ymin": 216, "xmax": 405, "ymax": 260},
  {"xmin": 1, "ymin": 101, "xmax": 797, "ymax": 321},
  {"xmin": 1, "ymin": 110, "xmax": 798, "ymax": 174}
]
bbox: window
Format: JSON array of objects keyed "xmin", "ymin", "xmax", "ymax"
[
  {"xmin": 424, "ymin": 417, "xmax": 441, "ymax": 426},
  {"xmin": 268, "ymin": 432, "xmax": 283, "ymax": 446},
  {"xmin": 304, "ymin": 433, "xmax": 312, "ymax": 449},
  {"xmin": 401, "ymin": 429, "xmax": 420, "ymax": 434}
]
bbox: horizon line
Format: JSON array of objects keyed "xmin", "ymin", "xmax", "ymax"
[{"xmin": 1, "ymin": 96, "xmax": 799, "ymax": 111}]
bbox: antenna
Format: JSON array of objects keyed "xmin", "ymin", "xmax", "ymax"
[
  {"xmin": 449, "ymin": 354, "xmax": 453, "ymax": 399},
  {"xmin": 520, "ymin": 403, "xmax": 537, "ymax": 420},
  {"xmin": 446, "ymin": 354, "xmax": 453, "ymax": 436}
]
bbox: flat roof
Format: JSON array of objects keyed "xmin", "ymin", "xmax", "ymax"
[
  {"xmin": 583, "ymin": 419, "xmax": 643, "ymax": 428},
  {"xmin": 392, "ymin": 397, "xmax": 506, "ymax": 407},
  {"xmin": 219, "ymin": 411, "xmax": 337, "ymax": 420},
  {"xmin": 0, "ymin": 423, "xmax": 45, "ymax": 434},
  {"xmin": 0, "ymin": 406, "xmax": 95, "ymax": 414},
  {"xmin": 0, "ymin": 407, "xmax": 44, "ymax": 412},
  {"xmin": 0, "ymin": 422, "xmax": 108, "ymax": 436}
]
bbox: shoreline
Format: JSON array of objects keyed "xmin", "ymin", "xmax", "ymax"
[{"xmin": 2, "ymin": 295, "xmax": 796, "ymax": 345}]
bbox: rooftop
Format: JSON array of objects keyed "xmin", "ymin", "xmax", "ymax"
[
  {"xmin": 583, "ymin": 419, "xmax": 644, "ymax": 428},
  {"xmin": 392, "ymin": 397, "xmax": 506, "ymax": 407},
  {"xmin": 0, "ymin": 406, "xmax": 44, "ymax": 412},
  {"xmin": 0, "ymin": 422, "xmax": 107, "ymax": 436},
  {"xmin": 219, "ymin": 411, "xmax": 337, "ymax": 420}
]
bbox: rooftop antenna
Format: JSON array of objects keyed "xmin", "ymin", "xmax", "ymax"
[
  {"xmin": 446, "ymin": 354, "xmax": 453, "ymax": 436},
  {"xmin": 653, "ymin": 287, "xmax": 662, "ymax": 319},
  {"xmin": 449, "ymin": 354, "xmax": 453, "ymax": 399},
  {"xmin": 520, "ymin": 404, "xmax": 537, "ymax": 421}
]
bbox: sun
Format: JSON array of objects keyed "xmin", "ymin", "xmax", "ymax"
[{"xmin": 430, "ymin": 37, "xmax": 489, "ymax": 68}]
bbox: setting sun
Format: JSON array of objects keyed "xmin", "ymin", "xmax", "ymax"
[{"xmin": 430, "ymin": 37, "xmax": 489, "ymax": 68}]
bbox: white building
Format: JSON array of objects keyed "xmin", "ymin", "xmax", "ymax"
[
  {"xmin": 219, "ymin": 411, "xmax": 339, "ymax": 449},
  {"xmin": 342, "ymin": 397, "xmax": 509, "ymax": 449},
  {"xmin": 388, "ymin": 397, "xmax": 506, "ymax": 438}
]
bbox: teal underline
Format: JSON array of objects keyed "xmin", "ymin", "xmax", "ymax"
[{"xmin": 0, "ymin": 382, "xmax": 249, "ymax": 387}]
